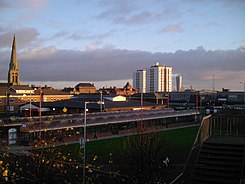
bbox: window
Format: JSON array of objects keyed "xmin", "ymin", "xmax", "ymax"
[
  {"xmin": 10, "ymin": 106, "xmax": 14, "ymax": 112},
  {"xmin": 0, "ymin": 130, "xmax": 3, "ymax": 138}
]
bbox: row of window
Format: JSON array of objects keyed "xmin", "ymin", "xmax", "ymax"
[{"xmin": 0, "ymin": 97, "xmax": 66, "ymax": 103}]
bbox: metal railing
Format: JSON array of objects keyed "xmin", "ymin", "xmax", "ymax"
[
  {"xmin": 193, "ymin": 115, "xmax": 211, "ymax": 146},
  {"xmin": 211, "ymin": 115, "xmax": 245, "ymax": 136},
  {"xmin": 240, "ymin": 146, "xmax": 245, "ymax": 184},
  {"xmin": 171, "ymin": 114, "xmax": 245, "ymax": 184}
]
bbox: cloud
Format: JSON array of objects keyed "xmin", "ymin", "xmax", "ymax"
[
  {"xmin": 10, "ymin": 0, "xmax": 48, "ymax": 10},
  {"xmin": 239, "ymin": 45, "xmax": 245, "ymax": 52},
  {"xmin": 186, "ymin": 0, "xmax": 245, "ymax": 6},
  {"xmin": 113, "ymin": 11, "xmax": 154, "ymax": 25},
  {"xmin": 218, "ymin": 0, "xmax": 245, "ymax": 6},
  {"xmin": 52, "ymin": 31, "xmax": 68, "ymax": 39},
  {"xmin": 51, "ymin": 30, "xmax": 116, "ymax": 42},
  {"xmin": 0, "ymin": 28, "xmax": 39, "ymax": 49},
  {"xmin": 0, "ymin": 0, "xmax": 11, "ymax": 11},
  {"xmin": 1, "ymin": 45, "xmax": 244, "ymax": 90},
  {"xmin": 22, "ymin": 0, "xmax": 48, "ymax": 8},
  {"xmin": 96, "ymin": 1, "xmax": 181, "ymax": 25},
  {"xmin": 70, "ymin": 30, "xmax": 115, "ymax": 41},
  {"xmin": 96, "ymin": 0, "xmax": 133, "ymax": 21},
  {"xmin": 86, "ymin": 44, "xmax": 98, "ymax": 51},
  {"xmin": 160, "ymin": 24, "xmax": 183, "ymax": 33}
]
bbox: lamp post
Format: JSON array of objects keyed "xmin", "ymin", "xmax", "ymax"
[
  {"xmin": 99, "ymin": 91, "xmax": 103, "ymax": 112},
  {"xmin": 39, "ymin": 86, "xmax": 42, "ymax": 138},
  {"xmin": 29, "ymin": 90, "xmax": 32, "ymax": 118},
  {"xmin": 240, "ymin": 82, "xmax": 245, "ymax": 108},
  {"xmin": 83, "ymin": 101, "xmax": 104, "ymax": 184}
]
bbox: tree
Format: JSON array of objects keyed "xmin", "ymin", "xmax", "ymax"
[{"xmin": 115, "ymin": 132, "xmax": 169, "ymax": 183}]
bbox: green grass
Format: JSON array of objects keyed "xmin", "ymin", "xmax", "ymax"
[
  {"xmin": 62, "ymin": 126, "xmax": 199, "ymax": 165},
  {"xmin": 159, "ymin": 126, "xmax": 199, "ymax": 148},
  {"xmin": 30, "ymin": 125, "xmax": 199, "ymax": 182}
]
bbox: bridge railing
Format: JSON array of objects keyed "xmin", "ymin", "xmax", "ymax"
[
  {"xmin": 193, "ymin": 115, "xmax": 211, "ymax": 146},
  {"xmin": 210, "ymin": 115, "xmax": 245, "ymax": 136},
  {"xmin": 171, "ymin": 114, "xmax": 245, "ymax": 184}
]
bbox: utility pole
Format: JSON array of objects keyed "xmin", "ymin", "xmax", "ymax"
[
  {"xmin": 196, "ymin": 91, "xmax": 199, "ymax": 115},
  {"xmin": 240, "ymin": 82, "xmax": 245, "ymax": 108},
  {"xmin": 212, "ymin": 74, "xmax": 215, "ymax": 91},
  {"xmin": 39, "ymin": 86, "xmax": 42, "ymax": 138}
]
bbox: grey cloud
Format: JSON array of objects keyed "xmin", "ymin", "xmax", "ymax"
[
  {"xmin": 2, "ymin": 46, "xmax": 244, "ymax": 80},
  {"xmin": 0, "ymin": 28, "xmax": 39, "ymax": 49},
  {"xmin": 216, "ymin": 0, "xmax": 245, "ymax": 6},
  {"xmin": 51, "ymin": 30, "xmax": 116, "ymax": 41},
  {"xmin": 186, "ymin": 0, "xmax": 245, "ymax": 10},
  {"xmin": 0, "ymin": 0, "xmax": 11, "ymax": 11},
  {"xmin": 52, "ymin": 31, "xmax": 68, "ymax": 39},
  {"xmin": 113, "ymin": 11, "xmax": 153, "ymax": 25},
  {"xmin": 96, "ymin": 1, "xmax": 181, "ymax": 25},
  {"xmin": 70, "ymin": 30, "xmax": 115, "ymax": 41},
  {"xmin": 160, "ymin": 24, "xmax": 183, "ymax": 33},
  {"xmin": 97, "ymin": 0, "xmax": 133, "ymax": 19},
  {"xmin": 239, "ymin": 45, "xmax": 245, "ymax": 52},
  {"xmin": 0, "ymin": 50, "xmax": 9, "ymax": 80},
  {"xmin": 1, "ymin": 46, "xmax": 244, "ymax": 90}
]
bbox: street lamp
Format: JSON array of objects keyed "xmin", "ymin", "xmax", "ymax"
[
  {"xmin": 240, "ymin": 82, "xmax": 245, "ymax": 108},
  {"xmin": 99, "ymin": 91, "xmax": 103, "ymax": 112},
  {"xmin": 83, "ymin": 101, "xmax": 104, "ymax": 184},
  {"xmin": 29, "ymin": 90, "xmax": 32, "ymax": 118}
]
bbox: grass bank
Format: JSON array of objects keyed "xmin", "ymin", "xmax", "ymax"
[{"xmin": 61, "ymin": 125, "xmax": 199, "ymax": 181}]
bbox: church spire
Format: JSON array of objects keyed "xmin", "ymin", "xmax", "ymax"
[{"xmin": 8, "ymin": 35, "xmax": 20, "ymax": 85}]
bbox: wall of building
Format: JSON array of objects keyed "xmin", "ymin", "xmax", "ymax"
[
  {"xmin": 133, "ymin": 70, "xmax": 146, "ymax": 93},
  {"xmin": 134, "ymin": 63, "xmax": 172, "ymax": 93},
  {"xmin": 146, "ymin": 64, "xmax": 172, "ymax": 93},
  {"xmin": 0, "ymin": 94, "xmax": 72, "ymax": 114}
]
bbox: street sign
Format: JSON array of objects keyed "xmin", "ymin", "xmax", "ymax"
[
  {"xmin": 63, "ymin": 107, "xmax": 67, "ymax": 113},
  {"xmin": 80, "ymin": 137, "xmax": 85, "ymax": 149}
]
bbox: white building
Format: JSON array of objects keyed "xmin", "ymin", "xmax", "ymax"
[
  {"xmin": 176, "ymin": 75, "xmax": 183, "ymax": 92},
  {"xmin": 133, "ymin": 62, "xmax": 172, "ymax": 93},
  {"xmin": 133, "ymin": 69, "xmax": 146, "ymax": 93}
]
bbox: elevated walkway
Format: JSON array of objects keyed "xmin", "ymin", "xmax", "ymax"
[
  {"xmin": 171, "ymin": 114, "xmax": 245, "ymax": 184},
  {"xmin": 190, "ymin": 136, "xmax": 245, "ymax": 184}
]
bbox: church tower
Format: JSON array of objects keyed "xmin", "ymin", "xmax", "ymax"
[{"xmin": 8, "ymin": 35, "xmax": 20, "ymax": 85}]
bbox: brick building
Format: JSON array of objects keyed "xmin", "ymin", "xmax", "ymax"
[
  {"xmin": 99, "ymin": 82, "xmax": 137, "ymax": 96},
  {"xmin": 63, "ymin": 83, "xmax": 97, "ymax": 94}
]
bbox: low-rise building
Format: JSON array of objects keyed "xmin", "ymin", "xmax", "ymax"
[
  {"xmin": 63, "ymin": 83, "xmax": 97, "ymax": 94},
  {"xmin": 99, "ymin": 82, "xmax": 137, "ymax": 96},
  {"xmin": 0, "ymin": 84, "xmax": 72, "ymax": 115},
  {"xmin": 19, "ymin": 93, "xmax": 163, "ymax": 115}
]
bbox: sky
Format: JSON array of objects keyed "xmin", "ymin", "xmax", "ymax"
[{"xmin": 0, "ymin": 0, "xmax": 245, "ymax": 91}]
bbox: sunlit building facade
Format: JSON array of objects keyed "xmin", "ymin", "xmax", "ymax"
[
  {"xmin": 146, "ymin": 62, "xmax": 172, "ymax": 93},
  {"xmin": 133, "ymin": 69, "xmax": 146, "ymax": 93},
  {"xmin": 176, "ymin": 75, "xmax": 183, "ymax": 92},
  {"xmin": 133, "ymin": 62, "xmax": 172, "ymax": 93}
]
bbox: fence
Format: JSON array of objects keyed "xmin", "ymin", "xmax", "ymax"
[{"xmin": 171, "ymin": 113, "xmax": 245, "ymax": 184}]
